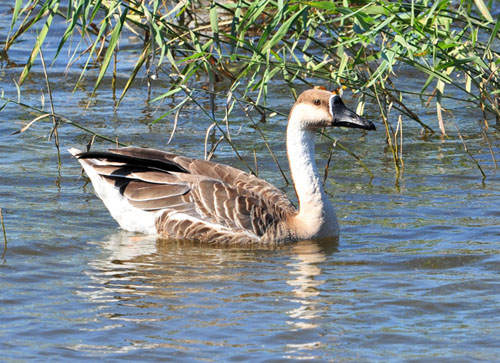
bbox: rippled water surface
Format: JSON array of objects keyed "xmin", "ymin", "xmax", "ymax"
[{"xmin": 1, "ymin": 4, "xmax": 500, "ymax": 361}]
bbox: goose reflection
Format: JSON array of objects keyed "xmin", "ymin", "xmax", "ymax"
[
  {"xmin": 81, "ymin": 232, "xmax": 160, "ymax": 306},
  {"xmin": 78, "ymin": 231, "xmax": 337, "ymax": 357},
  {"xmin": 286, "ymin": 238, "xmax": 338, "ymax": 330},
  {"xmin": 81, "ymin": 233, "xmax": 337, "ymax": 310},
  {"xmin": 82, "ymin": 233, "xmax": 295, "ymax": 306},
  {"xmin": 82, "ymin": 232, "xmax": 241, "ymax": 305}
]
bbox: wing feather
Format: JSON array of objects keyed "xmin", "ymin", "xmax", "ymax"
[
  {"xmin": 93, "ymin": 165, "xmax": 181, "ymax": 184},
  {"xmin": 123, "ymin": 181, "xmax": 189, "ymax": 201},
  {"xmin": 128, "ymin": 195, "xmax": 189, "ymax": 211}
]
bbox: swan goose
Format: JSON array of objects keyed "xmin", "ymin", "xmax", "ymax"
[{"xmin": 69, "ymin": 89, "xmax": 375, "ymax": 244}]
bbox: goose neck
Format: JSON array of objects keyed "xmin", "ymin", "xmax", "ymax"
[
  {"xmin": 286, "ymin": 123, "xmax": 323, "ymax": 208},
  {"xmin": 286, "ymin": 121, "xmax": 339, "ymax": 238}
]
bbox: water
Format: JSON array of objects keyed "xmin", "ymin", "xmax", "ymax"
[{"xmin": 1, "ymin": 4, "xmax": 500, "ymax": 361}]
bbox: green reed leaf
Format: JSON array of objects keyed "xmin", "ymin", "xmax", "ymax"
[
  {"xmin": 93, "ymin": 6, "xmax": 129, "ymax": 92},
  {"xmin": 19, "ymin": 0, "xmax": 60, "ymax": 85},
  {"xmin": 473, "ymin": 0, "xmax": 493, "ymax": 22},
  {"xmin": 10, "ymin": 0, "xmax": 22, "ymax": 28}
]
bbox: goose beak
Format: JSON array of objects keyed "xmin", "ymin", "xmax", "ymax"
[{"xmin": 329, "ymin": 95, "xmax": 376, "ymax": 130}]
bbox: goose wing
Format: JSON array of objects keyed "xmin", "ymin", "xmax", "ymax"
[{"xmin": 75, "ymin": 147, "xmax": 296, "ymax": 240}]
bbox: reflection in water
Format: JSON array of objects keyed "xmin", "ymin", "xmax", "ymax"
[
  {"xmin": 76, "ymin": 232, "xmax": 338, "ymax": 357},
  {"xmin": 285, "ymin": 238, "xmax": 338, "ymax": 358},
  {"xmin": 83, "ymin": 233, "xmax": 337, "ymax": 303},
  {"xmin": 81, "ymin": 232, "xmax": 158, "ymax": 306},
  {"xmin": 96, "ymin": 231, "xmax": 159, "ymax": 262}
]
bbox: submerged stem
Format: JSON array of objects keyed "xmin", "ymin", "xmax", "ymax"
[
  {"xmin": 0, "ymin": 208, "xmax": 7, "ymax": 261},
  {"xmin": 40, "ymin": 48, "xmax": 61, "ymax": 170}
]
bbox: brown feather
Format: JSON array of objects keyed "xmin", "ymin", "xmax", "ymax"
[
  {"xmin": 123, "ymin": 181, "xmax": 189, "ymax": 201},
  {"xmin": 128, "ymin": 194, "xmax": 190, "ymax": 211}
]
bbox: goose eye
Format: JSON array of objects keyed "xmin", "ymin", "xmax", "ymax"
[{"xmin": 314, "ymin": 99, "xmax": 321, "ymax": 106}]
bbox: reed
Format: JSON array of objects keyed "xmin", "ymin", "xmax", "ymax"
[
  {"xmin": 3, "ymin": 0, "xmax": 499, "ymax": 176},
  {"xmin": 0, "ymin": 208, "xmax": 7, "ymax": 261}
]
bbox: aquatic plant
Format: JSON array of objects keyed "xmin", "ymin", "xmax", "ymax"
[{"xmin": 3, "ymin": 0, "xmax": 499, "ymax": 177}]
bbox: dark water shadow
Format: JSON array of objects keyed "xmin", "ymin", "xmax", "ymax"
[
  {"xmin": 89, "ymin": 231, "xmax": 339, "ymax": 263},
  {"xmin": 153, "ymin": 234, "xmax": 339, "ymax": 254}
]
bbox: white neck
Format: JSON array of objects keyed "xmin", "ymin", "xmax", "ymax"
[{"xmin": 286, "ymin": 114, "xmax": 339, "ymax": 239}]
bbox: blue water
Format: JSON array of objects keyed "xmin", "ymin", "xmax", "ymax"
[{"xmin": 1, "ymin": 3, "xmax": 500, "ymax": 361}]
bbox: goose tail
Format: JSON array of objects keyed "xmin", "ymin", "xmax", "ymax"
[{"xmin": 68, "ymin": 148, "xmax": 158, "ymax": 234}]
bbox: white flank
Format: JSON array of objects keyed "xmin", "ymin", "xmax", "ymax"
[{"xmin": 69, "ymin": 148, "xmax": 158, "ymax": 235}]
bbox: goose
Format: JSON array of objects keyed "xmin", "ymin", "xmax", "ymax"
[{"xmin": 69, "ymin": 89, "xmax": 375, "ymax": 244}]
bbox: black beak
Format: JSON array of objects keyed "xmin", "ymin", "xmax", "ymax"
[{"xmin": 330, "ymin": 95, "xmax": 376, "ymax": 131}]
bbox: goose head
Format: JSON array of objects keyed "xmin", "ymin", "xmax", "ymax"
[{"xmin": 288, "ymin": 89, "xmax": 376, "ymax": 131}]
